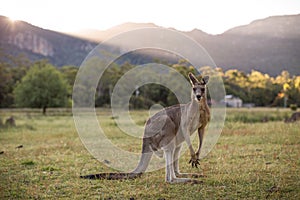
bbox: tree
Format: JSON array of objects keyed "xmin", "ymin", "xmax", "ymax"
[
  {"xmin": 60, "ymin": 65, "xmax": 78, "ymax": 87},
  {"xmin": 0, "ymin": 50, "xmax": 32, "ymax": 108},
  {"xmin": 60, "ymin": 65, "xmax": 79, "ymax": 104},
  {"xmin": 0, "ymin": 64, "xmax": 13, "ymax": 107},
  {"xmin": 14, "ymin": 61, "xmax": 68, "ymax": 114}
]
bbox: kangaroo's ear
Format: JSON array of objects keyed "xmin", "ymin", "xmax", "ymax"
[
  {"xmin": 202, "ymin": 76, "xmax": 209, "ymax": 84},
  {"xmin": 188, "ymin": 73, "xmax": 199, "ymax": 85}
]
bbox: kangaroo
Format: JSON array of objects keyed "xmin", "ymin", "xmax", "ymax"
[
  {"xmin": 81, "ymin": 73, "xmax": 210, "ymax": 183},
  {"xmin": 285, "ymin": 112, "xmax": 300, "ymax": 123}
]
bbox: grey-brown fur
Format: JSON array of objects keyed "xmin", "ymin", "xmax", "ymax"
[
  {"xmin": 81, "ymin": 73, "xmax": 210, "ymax": 183},
  {"xmin": 131, "ymin": 73, "xmax": 210, "ymax": 183}
]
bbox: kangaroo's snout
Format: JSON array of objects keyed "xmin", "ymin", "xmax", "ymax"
[{"xmin": 196, "ymin": 94, "xmax": 202, "ymax": 100}]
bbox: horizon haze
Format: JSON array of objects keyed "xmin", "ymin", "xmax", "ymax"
[{"xmin": 1, "ymin": 0, "xmax": 300, "ymax": 35}]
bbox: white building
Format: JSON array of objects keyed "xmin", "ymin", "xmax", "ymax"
[{"xmin": 224, "ymin": 95, "xmax": 243, "ymax": 108}]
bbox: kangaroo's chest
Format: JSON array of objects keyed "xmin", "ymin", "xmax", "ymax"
[
  {"xmin": 199, "ymin": 108, "xmax": 210, "ymax": 128},
  {"xmin": 190, "ymin": 107, "xmax": 210, "ymax": 132},
  {"xmin": 188, "ymin": 112, "xmax": 200, "ymax": 134}
]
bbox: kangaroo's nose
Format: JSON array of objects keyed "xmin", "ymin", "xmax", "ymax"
[{"xmin": 196, "ymin": 95, "xmax": 201, "ymax": 100}]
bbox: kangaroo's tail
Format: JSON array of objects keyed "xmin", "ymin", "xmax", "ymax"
[
  {"xmin": 80, "ymin": 172, "xmax": 143, "ymax": 180},
  {"xmin": 80, "ymin": 140, "xmax": 153, "ymax": 180}
]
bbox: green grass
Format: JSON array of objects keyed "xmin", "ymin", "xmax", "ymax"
[{"xmin": 0, "ymin": 108, "xmax": 299, "ymax": 199}]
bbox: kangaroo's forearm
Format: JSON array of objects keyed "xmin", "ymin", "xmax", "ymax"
[
  {"xmin": 196, "ymin": 128, "xmax": 204, "ymax": 158},
  {"xmin": 183, "ymin": 129, "xmax": 196, "ymax": 156}
]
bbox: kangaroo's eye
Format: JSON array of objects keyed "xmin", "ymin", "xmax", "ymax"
[
  {"xmin": 193, "ymin": 88, "xmax": 197, "ymax": 92},
  {"xmin": 201, "ymin": 88, "xmax": 205, "ymax": 92}
]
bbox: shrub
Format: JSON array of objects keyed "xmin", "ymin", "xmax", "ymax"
[
  {"xmin": 129, "ymin": 96, "xmax": 155, "ymax": 109},
  {"xmin": 290, "ymin": 104, "xmax": 297, "ymax": 111}
]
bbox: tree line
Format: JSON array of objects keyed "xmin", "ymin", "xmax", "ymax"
[
  {"xmin": 1, "ymin": 54, "xmax": 299, "ymax": 113},
  {"xmin": 0, "ymin": 54, "xmax": 77, "ymax": 114}
]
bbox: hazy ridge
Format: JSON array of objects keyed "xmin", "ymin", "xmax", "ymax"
[{"xmin": 0, "ymin": 14, "xmax": 299, "ymax": 76}]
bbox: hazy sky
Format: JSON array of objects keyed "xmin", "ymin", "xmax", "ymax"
[{"xmin": 1, "ymin": 0, "xmax": 300, "ymax": 34}]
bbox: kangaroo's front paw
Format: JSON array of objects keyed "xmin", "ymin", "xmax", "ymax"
[{"xmin": 189, "ymin": 154, "xmax": 200, "ymax": 168}]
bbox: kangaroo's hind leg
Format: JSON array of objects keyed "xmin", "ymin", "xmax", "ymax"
[
  {"xmin": 164, "ymin": 142, "xmax": 196, "ymax": 183},
  {"xmin": 164, "ymin": 147, "xmax": 176, "ymax": 183},
  {"xmin": 173, "ymin": 145, "xmax": 183, "ymax": 177}
]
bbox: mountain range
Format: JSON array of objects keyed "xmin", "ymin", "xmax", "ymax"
[
  {"xmin": 0, "ymin": 14, "xmax": 300, "ymax": 76},
  {"xmin": 0, "ymin": 16, "xmax": 96, "ymax": 67}
]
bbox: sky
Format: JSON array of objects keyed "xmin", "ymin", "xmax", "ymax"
[{"xmin": 1, "ymin": 0, "xmax": 300, "ymax": 34}]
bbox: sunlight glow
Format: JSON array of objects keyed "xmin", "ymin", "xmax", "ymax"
[
  {"xmin": 7, "ymin": 16, "xmax": 18, "ymax": 23},
  {"xmin": 0, "ymin": 0, "xmax": 299, "ymax": 34}
]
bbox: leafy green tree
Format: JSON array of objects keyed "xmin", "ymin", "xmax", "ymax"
[
  {"xmin": 0, "ymin": 64, "xmax": 13, "ymax": 107},
  {"xmin": 60, "ymin": 65, "xmax": 79, "ymax": 104},
  {"xmin": 14, "ymin": 61, "xmax": 68, "ymax": 114},
  {"xmin": 0, "ymin": 50, "xmax": 32, "ymax": 108},
  {"xmin": 285, "ymin": 76, "xmax": 300, "ymax": 106},
  {"xmin": 247, "ymin": 70, "xmax": 277, "ymax": 106},
  {"xmin": 60, "ymin": 65, "xmax": 78, "ymax": 87},
  {"xmin": 223, "ymin": 69, "xmax": 250, "ymax": 102}
]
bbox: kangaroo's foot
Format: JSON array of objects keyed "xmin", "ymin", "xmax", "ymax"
[
  {"xmin": 175, "ymin": 172, "xmax": 206, "ymax": 178},
  {"xmin": 167, "ymin": 177, "xmax": 203, "ymax": 184}
]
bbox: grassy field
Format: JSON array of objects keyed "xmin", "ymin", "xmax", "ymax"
[{"xmin": 0, "ymin": 108, "xmax": 299, "ymax": 199}]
